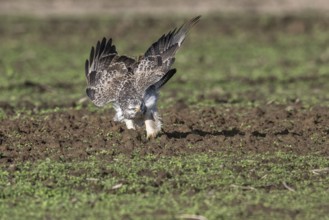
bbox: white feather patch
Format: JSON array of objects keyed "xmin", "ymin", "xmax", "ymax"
[
  {"xmin": 113, "ymin": 103, "xmax": 124, "ymax": 121},
  {"xmin": 144, "ymin": 94, "xmax": 157, "ymax": 109}
]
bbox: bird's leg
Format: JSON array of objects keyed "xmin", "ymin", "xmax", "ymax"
[
  {"xmin": 124, "ymin": 119, "xmax": 136, "ymax": 130},
  {"xmin": 145, "ymin": 119, "xmax": 157, "ymax": 139},
  {"xmin": 153, "ymin": 111, "xmax": 162, "ymax": 133},
  {"xmin": 145, "ymin": 111, "xmax": 162, "ymax": 139}
]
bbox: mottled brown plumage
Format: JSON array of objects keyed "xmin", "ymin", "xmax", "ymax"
[{"xmin": 85, "ymin": 16, "xmax": 201, "ymax": 138}]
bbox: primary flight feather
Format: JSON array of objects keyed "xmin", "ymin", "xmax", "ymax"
[{"xmin": 85, "ymin": 16, "xmax": 201, "ymax": 139}]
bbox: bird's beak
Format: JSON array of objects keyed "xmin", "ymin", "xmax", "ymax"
[{"xmin": 135, "ymin": 106, "xmax": 141, "ymax": 113}]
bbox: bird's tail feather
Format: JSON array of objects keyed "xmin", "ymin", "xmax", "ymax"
[{"xmin": 153, "ymin": 69, "xmax": 176, "ymax": 89}]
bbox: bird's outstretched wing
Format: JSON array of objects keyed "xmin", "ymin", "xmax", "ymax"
[
  {"xmin": 85, "ymin": 38, "xmax": 136, "ymax": 106},
  {"xmin": 134, "ymin": 16, "xmax": 201, "ymax": 93}
]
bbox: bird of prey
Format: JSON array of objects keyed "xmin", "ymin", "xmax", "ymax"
[{"xmin": 85, "ymin": 16, "xmax": 200, "ymax": 139}]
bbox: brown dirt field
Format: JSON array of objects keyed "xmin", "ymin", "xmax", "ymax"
[{"xmin": 1, "ymin": 102, "xmax": 328, "ymax": 165}]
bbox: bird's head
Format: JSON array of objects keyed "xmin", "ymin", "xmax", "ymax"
[{"xmin": 121, "ymin": 98, "xmax": 146, "ymax": 119}]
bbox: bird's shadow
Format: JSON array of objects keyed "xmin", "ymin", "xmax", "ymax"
[{"xmin": 163, "ymin": 127, "xmax": 244, "ymax": 139}]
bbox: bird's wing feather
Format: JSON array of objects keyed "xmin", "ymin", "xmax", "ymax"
[
  {"xmin": 85, "ymin": 38, "xmax": 137, "ymax": 106},
  {"xmin": 134, "ymin": 16, "xmax": 201, "ymax": 93},
  {"xmin": 144, "ymin": 15, "xmax": 201, "ymax": 59}
]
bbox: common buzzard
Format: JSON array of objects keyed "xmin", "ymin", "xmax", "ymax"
[{"xmin": 85, "ymin": 16, "xmax": 200, "ymax": 139}]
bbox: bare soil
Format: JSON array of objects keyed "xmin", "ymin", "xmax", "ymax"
[{"xmin": 1, "ymin": 101, "xmax": 328, "ymax": 165}]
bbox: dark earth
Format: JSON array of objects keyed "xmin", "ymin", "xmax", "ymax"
[{"xmin": 1, "ymin": 100, "xmax": 328, "ymax": 165}]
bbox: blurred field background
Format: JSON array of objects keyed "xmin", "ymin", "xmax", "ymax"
[
  {"xmin": 1, "ymin": 0, "xmax": 329, "ymax": 16},
  {"xmin": 1, "ymin": 1, "xmax": 329, "ymax": 220}
]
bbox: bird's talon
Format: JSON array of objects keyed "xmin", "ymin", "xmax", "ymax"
[{"xmin": 147, "ymin": 132, "xmax": 158, "ymax": 140}]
